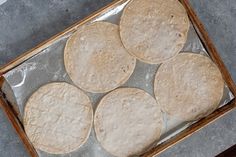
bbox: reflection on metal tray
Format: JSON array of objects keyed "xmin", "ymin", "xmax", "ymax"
[{"xmin": 0, "ymin": 0, "xmax": 235, "ymax": 157}]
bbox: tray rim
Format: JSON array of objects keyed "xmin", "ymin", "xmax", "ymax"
[{"xmin": 0, "ymin": 0, "xmax": 236, "ymax": 157}]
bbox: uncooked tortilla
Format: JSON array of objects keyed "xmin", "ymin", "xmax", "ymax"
[
  {"xmin": 64, "ymin": 21, "xmax": 136, "ymax": 93},
  {"xmin": 120, "ymin": 0, "xmax": 190, "ymax": 64},
  {"xmin": 154, "ymin": 53, "xmax": 224, "ymax": 121},
  {"xmin": 94, "ymin": 88, "xmax": 163, "ymax": 157},
  {"xmin": 23, "ymin": 82, "xmax": 93, "ymax": 154}
]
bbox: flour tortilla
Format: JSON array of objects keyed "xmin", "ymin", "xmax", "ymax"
[
  {"xmin": 23, "ymin": 82, "xmax": 93, "ymax": 154},
  {"xmin": 64, "ymin": 22, "xmax": 136, "ymax": 93},
  {"xmin": 94, "ymin": 88, "xmax": 163, "ymax": 157},
  {"xmin": 120, "ymin": 0, "xmax": 190, "ymax": 64},
  {"xmin": 154, "ymin": 53, "xmax": 224, "ymax": 121}
]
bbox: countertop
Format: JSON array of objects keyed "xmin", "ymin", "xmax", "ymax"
[{"xmin": 0, "ymin": 0, "xmax": 235, "ymax": 157}]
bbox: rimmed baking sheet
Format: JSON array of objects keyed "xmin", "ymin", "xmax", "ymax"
[{"xmin": 1, "ymin": 0, "xmax": 234, "ymax": 156}]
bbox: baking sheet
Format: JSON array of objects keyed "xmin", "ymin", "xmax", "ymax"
[{"xmin": 1, "ymin": 0, "xmax": 234, "ymax": 156}]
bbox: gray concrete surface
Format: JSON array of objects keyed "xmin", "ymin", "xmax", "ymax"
[
  {"xmin": 0, "ymin": 0, "xmax": 112, "ymax": 66},
  {"xmin": 0, "ymin": 0, "xmax": 235, "ymax": 157},
  {"xmin": 0, "ymin": 108, "xmax": 29, "ymax": 157}
]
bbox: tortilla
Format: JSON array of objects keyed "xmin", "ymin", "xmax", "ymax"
[
  {"xmin": 154, "ymin": 53, "xmax": 224, "ymax": 121},
  {"xmin": 120, "ymin": 0, "xmax": 190, "ymax": 64},
  {"xmin": 23, "ymin": 82, "xmax": 93, "ymax": 154},
  {"xmin": 94, "ymin": 88, "xmax": 163, "ymax": 157},
  {"xmin": 64, "ymin": 22, "xmax": 136, "ymax": 93}
]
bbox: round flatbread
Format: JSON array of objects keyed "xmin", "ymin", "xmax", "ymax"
[
  {"xmin": 154, "ymin": 53, "xmax": 224, "ymax": 121},
  {"xmin": 94, "ymin": 88, "xmax": 163, "ymax": 157},
  {"xmin": 120, "ymin": 0, "xmax": 190, "ymax": 64},
  {"xmin": 64, "ymin": 22, "xmax": 136, "ymax": 93},
  {"xmin": 23, "ymin": 82, "xmax": 93, "ymax": 154}
]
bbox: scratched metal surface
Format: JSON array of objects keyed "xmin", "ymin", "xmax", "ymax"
[{"xmin": 0, "ymin": 0, "xmax": 235, "ymax": 157}]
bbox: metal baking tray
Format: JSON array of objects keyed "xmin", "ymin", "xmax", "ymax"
[{"xmin": 0, "ymin": 0, "xmax": 236, "ymax": 157}]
